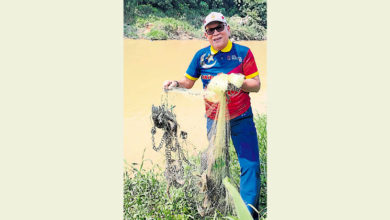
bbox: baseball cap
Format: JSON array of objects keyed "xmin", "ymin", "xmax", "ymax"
[{"xmin": 203, "ymin": 12, "xmax": 227, "ymax": 29}]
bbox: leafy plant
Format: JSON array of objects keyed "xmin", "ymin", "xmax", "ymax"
[
  {"xmin": 124, "ymin": 160, "xmax": 201, "ymax": 219},
  {"xmin": 123, "ymin": 114, "xmax": 267, "ymax": 219},
  {"xmin": 145, "ymin": 28, "xmax": 168, "ymax": 40},
  {"xmin": 227, "ymin": 16, "xmax": 266, "ymax": 41},
  {"xmin": 223, "ymin": 177, "xmax": 253, "ymax": 220},
  {"xmin": 123, "ymin": 24, "xmax": 138, "ymax": 39}
]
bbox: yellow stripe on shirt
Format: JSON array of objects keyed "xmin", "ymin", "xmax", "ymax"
[
  {"xmin": 185, "ymin": 73, "xmax": 198, "ymax": 81},
  {"xmin": 245, "ymin": 71, "xmax": 259, "ymax": 79}
]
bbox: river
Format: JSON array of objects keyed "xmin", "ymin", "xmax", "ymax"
[{"xmin": 124, "ymin": 39, "xmax": 267, "ymax": 169}]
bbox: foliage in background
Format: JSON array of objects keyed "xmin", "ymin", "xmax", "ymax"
[
  {"xmin": 123, "ymin": 0, "xmax": 267, "ymax": 40},
  {"xmin": 124, "ymin": 114, "xmax": 267, "ymax": 219},
  {"xmin": 227, "ymin": 16, "xmax": 266, "ymax": 41}
]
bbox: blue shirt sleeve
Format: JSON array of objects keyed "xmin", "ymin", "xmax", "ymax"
[{"xmin": 185, "ymin": 50, "xmax": 201, "ymax": 80}]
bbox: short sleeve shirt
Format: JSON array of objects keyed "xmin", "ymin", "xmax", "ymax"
[{"xmin": 185, "ymin": 40, "xmax": 259, "ymax": 120}]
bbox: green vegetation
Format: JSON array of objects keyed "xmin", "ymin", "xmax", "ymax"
[
  {"xmin": 123, "ymin": 156, "xmax": 201, "ymax": 219},
  {"xmin": 124, "ymin": 0, "xmax": 267, "ymax": 40},
  {"xmin": 123, "ymin": 114, "xmax": 267, "ymax": 219},
  {"xmin": 223, "ymin": 177, "xmax": 253, "ymax": 220}
]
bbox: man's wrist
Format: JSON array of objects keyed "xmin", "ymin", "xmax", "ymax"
[{"xmin": 174, "ymin": 80, "xmax": 180, "ymax": 88}]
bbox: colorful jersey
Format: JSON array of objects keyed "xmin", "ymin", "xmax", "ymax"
[{"xmin": 185, "ymin": 40, "xmax": 259, "ymax": 120}]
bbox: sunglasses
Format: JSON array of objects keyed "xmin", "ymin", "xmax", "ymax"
[{"xmin": 205, "ymin": 24, "xmax": 226, "ymax": 35}]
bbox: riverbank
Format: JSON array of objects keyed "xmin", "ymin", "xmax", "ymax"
[
  {"xmin": 124, "ymin": 15, "xmax": 267, "ymax": 41},
  {"xmin": 124, "ymin": 1, "xmax": 267, "ymax": 41}
]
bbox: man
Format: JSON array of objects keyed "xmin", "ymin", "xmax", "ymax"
[{"xmin": 163, "ymin": 12, "xmax": 261, "ymax": 219}]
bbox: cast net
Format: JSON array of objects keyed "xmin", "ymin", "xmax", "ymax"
[{"xmin": 150, "ymin": 73, "xmax": 245, "ymax": 217}]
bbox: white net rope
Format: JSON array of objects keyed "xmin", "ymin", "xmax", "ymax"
[
  {"xmin": 151, "ymin": 74, "xmax": 245, "ymax": 217},
  {"xmin": 198, "ymin": 73, "xmax": 245, "ymax": 216}
]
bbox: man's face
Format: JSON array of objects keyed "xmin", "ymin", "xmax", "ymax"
[{"xmin": 204, "ymin": 21, "xmax": 230, "ymax": 51}]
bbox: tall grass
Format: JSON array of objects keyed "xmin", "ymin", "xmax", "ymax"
[
  {"xmin": 123, "ymin": 155, "xmax": 201, "ymax": 219},
  {"xmin": 255, "ymin": 114, "xmax": 267, "ymax": 216},
  {"xmin": 124, "ymin": 114, "xmax": 267, "ymax": 219}
]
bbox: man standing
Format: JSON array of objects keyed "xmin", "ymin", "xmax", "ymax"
[{"xmin": 163, "ymin": 12, "xmax": 261, "ymax": 219}]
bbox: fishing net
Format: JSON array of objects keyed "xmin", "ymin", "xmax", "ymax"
[
  {"xmin": 150, "ymin": 74, "xmax": 245, "ymax": 217},
  {"xmin": 150, "ymin": 99, "xmax": 192, "ymax": 197},
  {"xmin": 198, "ymin": 73, "xmax": 245, "ymax": 216}
]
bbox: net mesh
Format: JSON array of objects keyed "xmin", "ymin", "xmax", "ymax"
[
  {"xmin": 150, "ymin": 99, "xmax": 192, "ymax": 197},
  {"xmin": 150, "ymin": 74, "xmax": 245, "ymax": 217}
]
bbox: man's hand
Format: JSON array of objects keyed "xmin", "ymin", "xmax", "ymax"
[
  {"xmin": 241, "ymin": 76, "xmax": 260, "ymax": 93},
  {"xmin": 163, "ymin": 77, "xmax": 196, "ymax": 91},
  {"xmin": 163, "ymin": 80, "xmax": 179, "ymax": 91}
]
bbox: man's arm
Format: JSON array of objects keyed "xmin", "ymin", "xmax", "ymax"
[
  {"xmin": 241, "ymin": 75, "xmax": 260, "ymax": 93},
  {"xmin": 163, "ymin": 76, "xmax": 196, "ymax": 90}
]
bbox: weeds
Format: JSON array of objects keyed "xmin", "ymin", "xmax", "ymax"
[{"xmin": 124, "ymin": 114, "xmax": 267, "ymax": 219}]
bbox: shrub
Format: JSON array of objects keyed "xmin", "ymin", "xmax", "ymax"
[
  {"xmin": 123, "ymin": 24, "xmax": 138, "ymax": 39},
  {"xmin": 135, "ymin": 16, "xmax": 201, "ymax": 40},
  {"xmin": 123, "ymin": 114, "xmax": 267, "ymax": 219},
  {"xmin": 227, "ymin": 15, "xmax": 267, "ymax": 40},
  {"xmin": 124, "ymin": 160, "xmax": 202, "ymax": 219},
  {"xmin": 145, "ymin": 28, "xmax": 168, "ymax": 40},
  {"xmin": 134, "ymin": 5, "xmax": 165, "ymax": 18}
]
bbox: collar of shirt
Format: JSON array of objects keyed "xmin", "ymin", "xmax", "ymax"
[{"xmin": 210, "ymin": 40, "xmax": 232, "ymax": 54}]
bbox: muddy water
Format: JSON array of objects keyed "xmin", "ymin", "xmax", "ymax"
[{"xmin": 124, "ymin": 39, "xmax": 267, "ymax": 169}]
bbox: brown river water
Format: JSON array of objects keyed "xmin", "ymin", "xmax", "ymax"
[{"xmin": 124, "ymin": 39, "xmax": 267, "ymax": 169}]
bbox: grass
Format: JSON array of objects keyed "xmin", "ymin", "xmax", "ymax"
[
  {"xmin": 124, "ymin": 114, "xmax": 267, "ymax": 219},
  {"xmin": 124, "ymin": 163, "xmax": 201, "ymax": 219}
]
